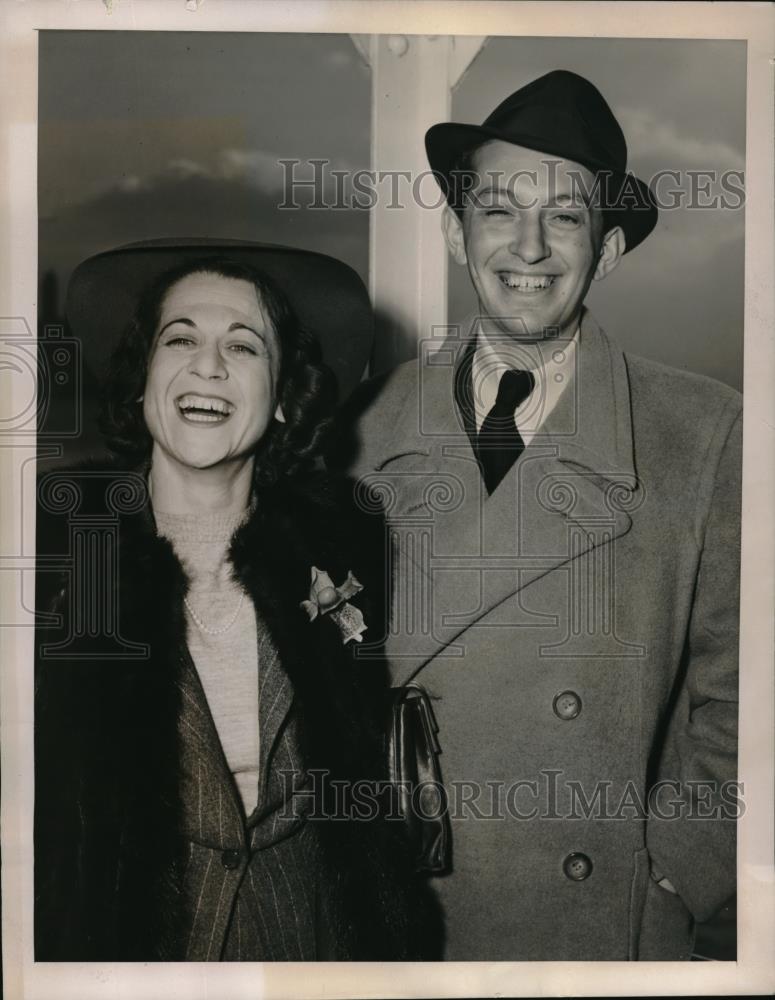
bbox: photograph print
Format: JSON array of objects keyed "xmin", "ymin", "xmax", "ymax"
[{"xmin": 30, "ymin": 24, "xmax": 747, "ymax": 972}]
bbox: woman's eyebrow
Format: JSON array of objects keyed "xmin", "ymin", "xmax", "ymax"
[
  {"xmin": 228, "ymin": 322, "xmax": 264, "ymax": 341},
  {"xmin": 158, "ymin": 317, "xmax": 196, "ymax": 336},
  {"xmin": 157, "ymin": 318, "xmax": 265, "ymax": 341}
]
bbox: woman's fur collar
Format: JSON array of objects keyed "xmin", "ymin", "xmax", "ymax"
[{"xmin": 35, "ymin": 454, "xmax": 439, "ymax": 960}]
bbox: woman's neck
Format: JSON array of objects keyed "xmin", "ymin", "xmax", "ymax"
[{"xmin": 148, "ymin": 447, "xmax": 254, "ymax": 515}]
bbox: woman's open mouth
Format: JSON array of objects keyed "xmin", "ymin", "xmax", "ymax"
[{"xmin": 176, "ymin": 393, "xmax": 235, "ymax": 424}]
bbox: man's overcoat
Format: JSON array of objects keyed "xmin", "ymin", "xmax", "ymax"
[{"xmin": 341, "ymin": 311, "xmax": 741, "ymax": 961}]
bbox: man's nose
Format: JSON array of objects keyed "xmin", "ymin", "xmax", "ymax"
[
  {"xmin": 189, "ymin": 342, "xmax": 228, "ymax": 379},
  {"xmin": 508, "ymin": 214, "xmax": 549, "ymax": 264}
]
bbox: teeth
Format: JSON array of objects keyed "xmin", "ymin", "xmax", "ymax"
[
  {"xmin": 177, "ymin": 394, "xmax": 234, "ymax": 416},
  {"xmin": 498, "ymin": 273, "xmax": 554, "ymax": 290},
  {"xmin": 181, "ymin": 411, "xmax": 226, "ymax": 423}
]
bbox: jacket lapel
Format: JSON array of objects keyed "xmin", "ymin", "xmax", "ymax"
[
  {"xmin": 176, "ymin": 647, "xmax": 247, "ymax": 844},
  {"xmin": 175, "ymin": 611, "xmax": 295, "ymax": 838},
  {"xmin": 254, "ymin": 621, "xmax": 294, "ymax": 816},
  {"xmin": 372, "ymin": 311, "xmax": 640, "ymax": 684}
]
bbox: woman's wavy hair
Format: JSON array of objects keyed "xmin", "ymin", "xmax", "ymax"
[{"xmin": 99, "ymin": 256, "xmax": 337, "ymax": 486}]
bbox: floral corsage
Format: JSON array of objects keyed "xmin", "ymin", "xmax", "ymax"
[{"xmin": 300, "ymin": 566, "xmax": 367, "ymax": 645}]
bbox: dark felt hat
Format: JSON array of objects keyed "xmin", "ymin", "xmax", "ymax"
[
  {"xmin": 425, "ymin": 69, "xmax": 658, "ymax": 252},
  {"xmin": 66, "ymin": 238, "xmax": 374, "ymax": 400}
]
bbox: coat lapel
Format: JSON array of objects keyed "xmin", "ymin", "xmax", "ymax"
[{"xmin": 371, "ymin": 311, "xmax": 640, "ymax": 684}]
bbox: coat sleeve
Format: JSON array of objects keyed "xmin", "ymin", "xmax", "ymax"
[
  {"xmin": 646, "ymin": 407, "xmax": 742, "ymax": 922},
  {"xmin": 34, "ymin": 495, "xmax": 89, "ymax": 958}
]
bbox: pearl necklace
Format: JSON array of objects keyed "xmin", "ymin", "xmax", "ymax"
[{"xmin": 184, "ymin": 591, "xmax": 245, "ymax": 636}]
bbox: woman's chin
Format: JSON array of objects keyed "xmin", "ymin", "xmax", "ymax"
[{"xmin": 167, "ymin": 446, "xmax": 244, "ymax": 474}]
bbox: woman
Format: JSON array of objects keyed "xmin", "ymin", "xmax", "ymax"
[{"xmin": 34, "ymin": 239, "xmax": 438, "ymax": 961}]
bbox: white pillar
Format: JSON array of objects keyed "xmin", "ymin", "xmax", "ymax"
[{"xmin": 351, "ymin": 34, "xmax": 485, "ymax": 372}]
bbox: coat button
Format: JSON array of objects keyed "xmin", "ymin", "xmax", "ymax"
[
  {"xmin": 563, "ymin": 852, "xmax": 593, "ymax": 881},
  {"xmin": 221, "ymin": 848, "xmax": 243, "ymax": 870},
  {"xmin": 553, "ymin": 690, "xmax": 582, "ymax": 720}
]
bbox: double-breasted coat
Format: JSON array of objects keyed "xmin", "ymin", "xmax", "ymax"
[{"xmin": 339, "ymin": 310, "xmax": 742, "ymax": 960}]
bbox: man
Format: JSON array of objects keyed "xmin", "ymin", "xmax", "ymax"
[{"xmin": 338, "ymin": 70, "xmax": 741, "ymax": 960}]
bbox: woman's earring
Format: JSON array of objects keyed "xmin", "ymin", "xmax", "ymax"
[{"xmin": 136, "ymin": 395, "xmax": 144, "ymax": 403}]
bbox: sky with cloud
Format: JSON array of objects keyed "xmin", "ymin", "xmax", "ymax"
[
  {"xmin": 38, "ymin": 30, "xmax": 372, "ymax": 315},
  {"xmin": 449, "ymin": 36, "xmax": 746, "ymax": 389},
  {"xmin": 39, "ymin": 32, "xmax": 745, "ymax": 393}
]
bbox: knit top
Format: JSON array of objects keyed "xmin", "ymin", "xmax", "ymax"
[{"xmin": 154, "ymin": 507, "xmax": 259, "ymax": 816}]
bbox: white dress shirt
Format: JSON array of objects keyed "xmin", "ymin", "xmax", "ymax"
[{"xmin": 471, "ymin": 324, "xmax": 579, "ymax": 446}]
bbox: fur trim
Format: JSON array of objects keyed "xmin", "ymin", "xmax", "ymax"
[{"xmin": 34, "ymin": 457, "xmax": 441, "ymax": 960}]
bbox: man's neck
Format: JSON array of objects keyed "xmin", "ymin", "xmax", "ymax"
[{"xmin": 475, "ymin": 320, "xmax": 579, "ymax": 372}]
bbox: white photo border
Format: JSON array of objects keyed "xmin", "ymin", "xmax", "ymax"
[{"xmin": 1, "ymin": 2, "xmax": 773, "ymax": 998}]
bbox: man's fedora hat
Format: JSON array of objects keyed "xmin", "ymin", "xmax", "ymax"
[
  {"xmin": 66, "ymin": 237, "xmax": 374, "ymax": 401},
  {"xmin": 425, "ymin": 69, "xmax": 658, "ymax": 252}
]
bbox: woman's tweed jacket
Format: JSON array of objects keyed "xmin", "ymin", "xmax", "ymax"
[{"xmin": 34, "ymin": 458, "xmax": 440, "ymax": 961}]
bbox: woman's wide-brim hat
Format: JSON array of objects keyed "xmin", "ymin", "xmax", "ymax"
[
  {"xmin": 425, "ymin": 69, "xmax": 658, "ymax": 252},
  {"xmin": 66, "ymin": 238, "xmax": 374, "ymax": 401}
]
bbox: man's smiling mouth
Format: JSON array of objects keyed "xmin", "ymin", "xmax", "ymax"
[
  {"xmin": 176, "ymin": 394, "xmax": 235, "ymax": 423},
  {"xmin": 497, "ymin": 272, "xmax": 556, "ymax": 292}
]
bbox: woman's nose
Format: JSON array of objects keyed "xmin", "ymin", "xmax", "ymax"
[{"xmin": 189, "ymin": 342, "xmax": 228, "ymax": 380}]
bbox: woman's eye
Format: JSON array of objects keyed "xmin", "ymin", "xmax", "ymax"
[
  {"xmin": 228, "ymin": 342, "xmax": 258, "ymax": 355},
  {"xmin": 164, "ymin": 335, "xmax": 195, "ymax": 348}
]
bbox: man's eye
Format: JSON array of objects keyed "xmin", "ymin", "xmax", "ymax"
[
  {"xmin": 552, "ymin": 212, "xmax": 580, "ymax": 225},
  {"xmin": 484, "ymin": 207, "xmax": 511, "ymax": 218}
]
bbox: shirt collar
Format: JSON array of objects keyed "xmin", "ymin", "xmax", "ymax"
[{"xmin": 471, "ymin": 322, "xmax": 579, "ymax": 441}]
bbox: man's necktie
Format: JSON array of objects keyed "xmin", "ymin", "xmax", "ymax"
[{"xmin": 477, "ymin": 368, "xmax": 535, "ymax": 494}]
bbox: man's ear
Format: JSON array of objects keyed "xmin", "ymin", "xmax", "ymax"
[
  {"xmin": 593, "ymin": 225, "xmax": 626, "ymax": 281},
  {"xmin": 442, "ymin": 204, "xmax": 468, "ymax": 266},
  {"xmin": 274, "ymin": 402, "xmax": 286, "ymax": 424}
]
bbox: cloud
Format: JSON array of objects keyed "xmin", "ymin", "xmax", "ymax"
[
  {"xmin": 166, "ymin": 158, "xmax": 213, "ymax": 181},
  {"xmin": 621, "ymin": 106, "xmax": 745, "ymax": 176},
  {"xmin": 116, "ymin": 174, "xmax": 145, "ymax": 193},
  {"xmin": 215, "ymin": 148, "xmax": 286, "ymax": 191},
  {"xmin": 39, "ymin": 165, "xmax": 370, "ymax": 321},
  {"xmin": 92, "ymin": 147, "xmax": 365, "ymax": 204}
]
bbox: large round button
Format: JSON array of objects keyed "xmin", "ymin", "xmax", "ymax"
[
  {"xmin": 563, "ymin": 852, "xmax": 593, "ymax": 881},
  {"xmin": 221, "ymin": 848, "xmax": 243, "ymax": 870},
  {"xmin": 553, "ymin": 690, "xmax": 582, "ymax": 720}
]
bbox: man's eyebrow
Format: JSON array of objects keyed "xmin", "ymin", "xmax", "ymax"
[
  {"xmin": 471, "ymin": 183, "xmax": 512, "ymax": 199},
  {"xmin": 467, "ymin": 186, "xmax": 591, "ymax": 211},
  {"xmin": 547, "ymin": 192, "xmax": 591, "ymax": 208}
]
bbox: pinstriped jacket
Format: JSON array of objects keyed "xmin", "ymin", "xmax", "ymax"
[
  {"xmin": 174, "ymin": 630, "xmax": 321, "ymax": 960},
  {"xmin": 34, "ymin": 460, "xmax": 439, "ymax": 961}
]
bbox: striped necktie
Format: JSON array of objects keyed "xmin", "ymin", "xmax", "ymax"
[{"xmin": 477, "ymin": 368, "xmax": 535, "ymax": 494}]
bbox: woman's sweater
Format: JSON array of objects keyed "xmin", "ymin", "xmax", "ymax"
[{"xmin": 154, "ymin": 507, "xmax": 259, "ymax": 816}]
